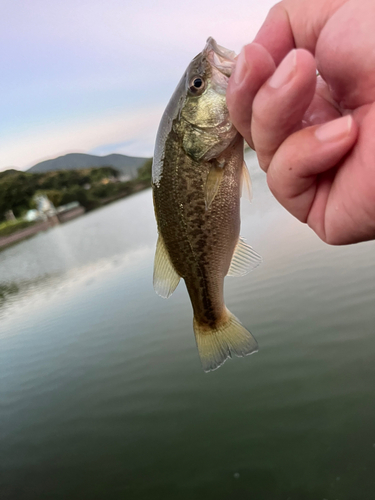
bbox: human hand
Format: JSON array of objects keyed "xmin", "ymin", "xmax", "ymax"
[{"xmin": 227, "ymin": 0, "xmax": 375, "ymax": 245}]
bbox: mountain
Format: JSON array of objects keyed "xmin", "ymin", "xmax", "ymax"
[{"xmin": 27, "ymin": 153, "xmax": 151, "ymax": 178}]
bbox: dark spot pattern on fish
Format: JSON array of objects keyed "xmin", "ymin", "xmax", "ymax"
[{"xmin": 153, "ymin": 125, "xmax": 244, "ymax": 325}]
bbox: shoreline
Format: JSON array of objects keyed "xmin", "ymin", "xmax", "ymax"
[{"xmin": 0, "ymin": 184, "xmax": 150, "ymax": 251}]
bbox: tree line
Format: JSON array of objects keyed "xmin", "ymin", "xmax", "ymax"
[{"xmin": 0, "ymin": 159, "xmax": 152, "ymax": 221}]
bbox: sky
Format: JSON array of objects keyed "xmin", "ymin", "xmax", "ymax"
[{"xmin": 0, "ymin": 0, "xmax": 276, "ymax": 171}]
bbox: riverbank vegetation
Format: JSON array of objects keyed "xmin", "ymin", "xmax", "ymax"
[
  {"xmin": 0, "ymin": 219, "xmax": 37, "ymax": 238},
  {"xmin": 0, "ymin": 159, "xmax": 152, "ymax": 224}
]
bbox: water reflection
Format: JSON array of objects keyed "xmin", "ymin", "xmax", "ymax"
[
  {"xmin": 0, "ymin": 190, "xmax": 157, "ymax": 315},
  {"xmin": 0, "ymin": 275, "xmax": 58, "ymax": 312}
]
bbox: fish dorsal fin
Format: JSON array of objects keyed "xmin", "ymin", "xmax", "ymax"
[
  {"xmin": 153, "ymin": 234, "xmax": 181, "ymax": 298},
  {"xmin": 204, "ymin": 160, "xmax": 225, "ymax": 210},
  {"xmin": 241, "ymin": 161, "xmax": 252, "ymax": 202},
  {"xmin": 227, "ymin": 237, "xmax": 262, "ymax": 277}
]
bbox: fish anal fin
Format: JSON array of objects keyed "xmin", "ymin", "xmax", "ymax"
[
  {"xmin": 204, "ymin": 161, "xmax": 225, "ymax": 210},
  {"xmin": 241, "ymin": 161, "xmax": 252, "ymax": 202},
  {"xmin": 227, "ymin": 237, "xmax": 262, "ymax": 277},
  {"xmin": 153, "ymin": 234, "xmax": 181, "ymax": 298},
  {"xmin": 194, "ymin": 309, "xmax": 258, "ymax": 372}
]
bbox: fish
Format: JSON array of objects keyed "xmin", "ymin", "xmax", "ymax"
[{"xmin": 152, "ymin": 37, "xmax": 262, "ymax": 372}]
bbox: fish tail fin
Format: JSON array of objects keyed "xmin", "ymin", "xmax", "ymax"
[{"xmin": 193, "ymin": 309, "xmax": 258, "ymax": 372}]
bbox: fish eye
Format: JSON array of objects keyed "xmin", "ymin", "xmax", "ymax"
[
  {"xmin": 189, "ymin": 77, "xmax": 205, "ymax": 94},
  {"xmin": 193, "ymin": 77, "xmax": 203, "ymax": 88}
]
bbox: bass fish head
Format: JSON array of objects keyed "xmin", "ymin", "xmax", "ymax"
[
  {"xmin": 179, "ymin": 37, "xmax": 238, "ymax": 162},
  {"xmin": 152, "ymin": 38, "xmax": 239, "ymax": 186}
]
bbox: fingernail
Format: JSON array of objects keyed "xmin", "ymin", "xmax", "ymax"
[
  {"xmin": 315, "ymin": 115, "xmax": 353, "ymax": 142},
  {"xmin": 232, "ymin": 48, "xmax": 249, "ymax": 85},
  {"xmin": 268, "ymin": 50, "xmax": 297, "ymax": 89}
]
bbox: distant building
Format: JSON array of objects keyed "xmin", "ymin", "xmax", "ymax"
[
  {"xmin": 34, "ymin": 194, "xmax": 56, "ymax": 217},
  {"xmin": 56, "ymin": 201, "xmax": 85, "ymax": 223},
  {"xmin": 118, "ymin": 174, "xmax": 131, "ymax": 182},
  {"xmin": 23, "ymin": 200, "xmax": 84, "ymax": 225},
  {"xmin": 56, "ymin": 201, "xmax": 80, "ymax": 213},
  {"xmin": 22, "ymin": 194, "xmax": 57, "ymax": 222},
  {"xmin": 24, "ymin": 209, "xmax": 41, "ymax": 222},
  {"xmin": 100, "ymin": 176, "xmax": 117, "ymax": 185}
]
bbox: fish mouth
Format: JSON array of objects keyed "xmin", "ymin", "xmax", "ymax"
[{"xmin": 203, "ymin": 37, "xmax": 236, "ymax": 77}]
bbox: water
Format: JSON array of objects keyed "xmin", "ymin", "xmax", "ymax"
[{"xmin": 1, "ymin": 151, "xmax": 375, "ymax": 500}]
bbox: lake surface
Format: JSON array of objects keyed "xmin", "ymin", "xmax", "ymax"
[{"xmin": 1, "ymin": 151, "xmax": 375, "ymax": 500}]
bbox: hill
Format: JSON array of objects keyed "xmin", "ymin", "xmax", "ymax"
[{"xmin": 27, "ymin": 153, "xmax": 150, "ymax": 178}]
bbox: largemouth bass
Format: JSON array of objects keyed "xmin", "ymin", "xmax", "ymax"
[{"xmin": 152, "ymin": 37, "xmax": 261, "ymax": 372}]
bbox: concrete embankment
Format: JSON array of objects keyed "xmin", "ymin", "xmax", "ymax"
[{"xmin": 0, "ymin": 206, "xmax": 85, "ymax": 250}]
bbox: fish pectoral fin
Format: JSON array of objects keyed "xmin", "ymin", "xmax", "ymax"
[
  {"xmin": 153, "ymin": 235, "xmax": 181, "ymax": 298},
  {"xmin": 241, "ymin": 161, "xmax": 252, "ymax": 202},
  {"xmin": 194, "ymin": 309, "xmax": 258, "ymax": 372},
  {"xmin": 204, "ymin": 162, "xmax": 224, "ymax": 210},
  {"xmin": 227, "ymin": 236, "xmax": 262, "ymax": 277}
]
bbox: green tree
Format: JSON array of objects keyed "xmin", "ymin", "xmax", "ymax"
[
  {"xmin": 0, "ymin": 171, "xmax": 39, "ymax": 219},
  {"xmin": 137, "ymin": 159, "xmax": 152, "ymax": 182}
]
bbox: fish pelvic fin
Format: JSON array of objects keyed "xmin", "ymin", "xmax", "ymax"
[
  {"xmin": 204, "ymin": 160, "xmax": 225, "ymax": 210},
  {"xmin": 227, "ymin": 237, "xmax": 262, "ymax": 277},
  {"xmin": 193, "ymin": 309, "xmax": 258, "ymax": 372},
  {"xmin": 153, "ymin": 234, "xmax": 181, "ymax": 298}
]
